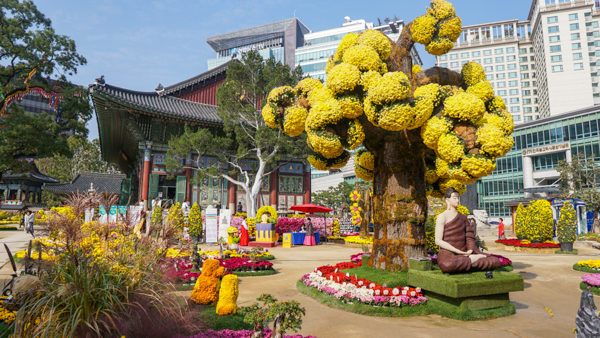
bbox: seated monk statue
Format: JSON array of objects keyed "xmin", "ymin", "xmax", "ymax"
[{"xmin": 435, "ymin": 188, "xmax": 501, "ymax": 274}]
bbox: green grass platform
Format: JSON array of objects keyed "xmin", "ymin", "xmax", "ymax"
[{"xmin": 407, "ymin": 268, "xmax": 524, "ymax": 314}]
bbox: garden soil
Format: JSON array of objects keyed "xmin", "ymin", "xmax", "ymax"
[{"xmin": 199, "ymin": 236, "xmax": 600, "ymax": 338}]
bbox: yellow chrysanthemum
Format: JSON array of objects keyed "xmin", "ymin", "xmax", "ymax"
[
  {"xmin": 421, "ymin": 115, "xmax": 452, "ymax": 149},
  {"xmin": 357, "ymin": 29, "xmax": 392, "ymax": 61},
  {"xmin": 329, "ymin": 151, "xmax": 351, "ymax": 169},
  {"xmin": 308, "ymin": 154, "xmax": 328, "ymax": 170},
  {"xmin": 487, "ymin": 95, "xmax": 507, "ymax": 113},
  {"xmin": 440, "ymin": 179, "xmax": 466, "ymax": 194},
  {"xmin": 435, "ymin": 158, "xmax": 450, "ymax": 178},
  {"xmin": 498, "ymin": 110, "xmax": 515, "ymax": 134},
  {"xmin": 461, "ymin": 62, "xmax": 486, "ymax": 86},
  {"xmin": 366, "ymin": 71, "xmax": 411, "ymax": 105},
  {"xmin": 355, "ymin": 164, "xmax": 374, "ymax": 181},
  {"xmin": 342, "ymin": 45, "xmax": 383, "ymax": 72},
  {"xmin": 355, "ymin": 149, "xmax": 375, "ymax": 171},
  {"xmin": 412, "ymin": 64, "xmax": 423, "ymax": 75},
  {"xmin": 461, "ymin": 155, "xmax": 496, "ymax": 178},
  {"xmin": 466, "ymin": 81, "xmax": 494, "ymax": 102},
  {"xmin": 425, "ymin": 37, "xmax": 454, "ymax": 56},
  {"xmin": 437, "ymin": 133, "xmax": 464, "ymax": 163},
  {"xmin": 327, "ymin": 63, "xmax": 361, "ymax": 95},
  {"xmin": 360, "ymin": 70, "xmax": 382, "ymax": 91},
  {"xmin": 337, "ymin": 95, "xmax": 363, "ymax": 119},
  {"xmin": 283, "ymin": 106, "xmax": 308, "ymax": 137},
  {"xmin": 427, "ymin": 0, "xmax": 456, "ymax": 20},
  {"xmin": 305, "ymin": 99, "xmax": 342, "ymax": 131},
  {"xmin": 325, "ymin": 57, "xmax": 338, "ymax": 74},
  {"xmin": 266, "ymin": 86, "xmax": 295, "ymax": 106},
  {"xmin": 334, "ymin": 33, "xmax": 360, "ymax": 61},
  {"xmin": 477, "ymin": 125, "xmax": 514, "ymax": 157},
  {"xmin": 425, "ymin": 169, "xmax": 439, "ymax": 184},
  {"xmin": 261, "ymin": 104, "xmax": 277, "ymax": 129},
  {"xmin": 438, "ymin": 16, "xmax": 462, "ymax": 40},
  {"xmin": 411, "ymin": 14, "xmax": 437, "ymax": 45},
  {"xmin": 307, "ymin": 131, "xmax": 344, "ymax": 159},
  {"xmin": 442, "ymin": 92, "xmax": 486, "ymax": 122},
  {"xmin": 346, "ymin": 119, "xmax": 365, "ymax": 149},
  {"xmin": 448, "ymin": 167, "xmax": 471, "ymax": 182},
  {"xmin": 378, "ymin": 102, "xmax": 416, "ymax": 131},
  {"xmin": 307, "ymin": 86, "xmax": 334, "ymax": 105},
  {"xmin": 295, "ymin": 78, "xmax": 322, "ymax": 96}
]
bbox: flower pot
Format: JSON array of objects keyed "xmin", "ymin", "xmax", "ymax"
[{"xmin": 560, "ymin": 242, "xmax": 574, "ymax": 252}]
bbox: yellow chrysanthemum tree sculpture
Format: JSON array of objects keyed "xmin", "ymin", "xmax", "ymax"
[{"xmin": 262, "ymin": 0, "xmax": 514, "ymax": 271}]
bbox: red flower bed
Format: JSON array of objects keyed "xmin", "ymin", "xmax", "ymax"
[
  {"xmin": 496, "ymin": 238, "xmax": 560, "ymax": 248},
  {"xmin": 220, "ymin": 257, "xmax": 274, "ymax": 272},
  {"xmin": 162, "ymin": 258, "xmax": 200, "ymax": 284}
]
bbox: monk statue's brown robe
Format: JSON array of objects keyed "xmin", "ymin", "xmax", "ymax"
[{"xmin": 437, "ymin": 213, "xmax": 501, "ymax": 274}]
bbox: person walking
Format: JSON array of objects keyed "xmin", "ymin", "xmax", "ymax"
[
  {"xmin": 24, "ymin": 210, "xmax": 35, "ymax": 238},
  {"xmin": 498, "ymin": 217, "xmax": 505, "ymax": 240}
]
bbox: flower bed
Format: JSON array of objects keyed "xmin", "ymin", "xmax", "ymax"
[
  {"xmin": 220, "ymin": 257, "xmax": 274, "ymax": 272},
  {"xmin": 300, "ymin": 258, "xmax": 427, "ymax": 307},
  {"xmin": 580, "ymin": 273, "xmax": 600, "ymax": 296},
  {"xmin": 495, "ymin": 238, "xmax": 559, "ymax": 249},
  {"xmin": 199, "ymin": 248, "xmax": 275, "ymax": 260},
  {"xmin": 276, "ymin": 217, "xmax": 305, "ymax": 234},
  {"xmin": 344, "ymin": 235, "xmax": 373, "ymax": 245},
  {"xmin": 573, "ymin": 259, "xmax": 600, "ymax": 273},
  {"xmin": 162, "ymin": 258, "xmax": 200, "ymax": 284}
]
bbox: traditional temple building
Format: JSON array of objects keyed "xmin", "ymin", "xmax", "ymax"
[
  {"xmin": 89, "ymin": 62, "xmax": 311, "ymax": 212},
  {"xmin": 0, "ymin": 166, "xmax": 58, "ymax": 210}
]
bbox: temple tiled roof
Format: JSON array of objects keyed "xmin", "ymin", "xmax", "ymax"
[
  {"xmin": 89, "ymin": 83, "xmax": 222, "ymax": 125},
  {"xmin": 2, "ymin": 170, "xmax": 59, "ymax": 184},
  {"xmin": 163, "ymin": 61, "xmax": 230, "ymax": 95},
  {"xmin": 44, "ymin": 172, "xmax": 126, "ymax": 195}
]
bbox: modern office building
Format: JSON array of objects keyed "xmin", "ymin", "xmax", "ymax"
[
  {"xmin": 296, "ymin": 17, "xmax": 422, "ymax": 81},
  {"xmin": 206, "ymin": 18, "xmax": 310, "ymax": 70},
  {"xmin": 477, "ymin": 105, "xmax": 600, "ymax": 219},
  {"xmin": 436, "ymin": 0, "xmax": 600, "ymax": 123}
]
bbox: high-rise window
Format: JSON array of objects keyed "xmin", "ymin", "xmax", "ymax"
[
  {"xmin": 549, "ymin": 35, "xmax": 560, "ymax": 42},
  {"xmin": 484, "ymin": 49, "xmax": 492, "ymax": 56},
  {"xmin": 569, "ymin": 13, "xmax": 579, "ymax": 21},
  {"xmin": 574, "ymin": 63, "xmax": 584, "ymax": 70},
  {"xmin": 552, "ymin": 65, "xmax": 564, "ymax": 72},
  {"xmin": 571, "ymin": 33, "xmax": 580, "ymax": 40},
  {"xmin": 548, "ymin": 26, "xmax": 560, "ymax": 33},
  {"xmin": 573, "ymin": 52, "xmax": 582, "ymax": 60},
  {"xmin": 495, "ymin": 56, "xmax": 504, "ymax": 63},
  {"xmin": 570, "ymin": 23, "xmax": 580, "ymax": 31},
  {"xmin": 551, "ymin": 55, "xmax": 563, "ymax": 62},
  {"xmin": 547, "ymin": 16, "xmax": 558, "ymax": 23},
  {"xmin": 496, "ymin": 65, "xmax": 505, "ymax": 71},
  {"xmin": 572, "ymin": 42, "xmax": 582, "ymax": 50},
  {"xmin": 550, "ymin": 45, "xmax": 561, "ymax": 52}
]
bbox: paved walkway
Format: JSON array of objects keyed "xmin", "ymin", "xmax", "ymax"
[
  {"xmin": 0, "ymin": 228, "xmax": 35, "ymax": 272},
  {"xmin": 193, "ymin": 237, "xmax": 600, "ymax": 338}
]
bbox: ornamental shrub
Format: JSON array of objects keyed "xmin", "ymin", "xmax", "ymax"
[
  {"xmin": 167, "ymin": 202, "xmax": 185, "ymax": 229},
  {"xmin": 557, "ymin": 201, "xmax": 577, "ymax": 244},
  {"xmin": 151, "ymin": 205, "xmax": 163, "ymax": 228},
  {"xmin": 188, "ymin": 203, "xmax": 203, "ymax": 240},
  {"xmin": 515, "ymin": 200, "xmax": 553, "ymax": 242},
  {"xmin": 216, "ymin": 274, "xmax": 239, "ymax": 316}
]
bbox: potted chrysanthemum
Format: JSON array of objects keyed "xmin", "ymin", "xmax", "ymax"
[{"xmin": 557, "ymin": 202, "xmax": 577, "ymax": 252}]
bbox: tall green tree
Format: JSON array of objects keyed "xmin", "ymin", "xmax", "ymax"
[
  {"xmin": 0, "ymin": 0, "xmax": 89, "ymax": 176},
  {"xmin": 166, "ymin": 51, "xmax": 306, "ymax": 216},
  {"xmin": 558, "ymin": 155, "xmax": 600, "ymax": 232},
  {"xmin": 311, "ymin": 181, "xmax": 371, "ymax": 215}
]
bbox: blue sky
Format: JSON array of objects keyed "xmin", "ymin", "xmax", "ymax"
[{"xmin": 34, "ymin": 0, "xmax": 532, "ymax": 139}]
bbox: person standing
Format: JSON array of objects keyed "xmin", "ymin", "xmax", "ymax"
[
  {"xmin": 303, "ymin": 217, "xmax": 316, "ymax": 246},
  {"xmin": 239, "ymin": 218, "xmax": 249, "ymax": 246},
  {"xmin": 24, "ymin": 210, "xmax": 35, "ymax": 238},
  {"xmin": 498, "ymin": 217, "xmax": 505, "ymax": 240}
]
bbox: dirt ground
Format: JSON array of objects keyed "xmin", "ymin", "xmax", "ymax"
[{"xmin": 201, "ymin": 237, "xmax": 600, "ymax": 338}]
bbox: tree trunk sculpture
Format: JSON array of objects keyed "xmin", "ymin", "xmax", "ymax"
[{"xmin": 262, "ymin": 0, "xmax": 515, "ymax": 271}]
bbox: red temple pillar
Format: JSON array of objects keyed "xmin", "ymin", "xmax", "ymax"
[
  {"xmin": 303, "ymin": 170, "xmax": 311, "ymax": 204},
  {"xmin": 270, "ymin": 169, "xmax": 278, "ymax": 208},
  {"xmin": 185, "ymin": 167, "xmax": 193, "ymax": 202},
  {"xmin": 140, "ymin": 146, "xmax": 152, "ymax": 206},
  {"xmin": 227, "ymin": 180, "xmax": 236, "ymax": 212}
]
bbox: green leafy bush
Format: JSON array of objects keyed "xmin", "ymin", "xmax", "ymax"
[
  {"xmin": 557, "ymin": 201, "xmax": 576, "ymax": 244},
  {"xmin": 188, "ymin": 203, "xmax": 203, "ymax": 240},
  {"xmin": 515, "ymin": 200, "xmax": 553, "ymax": 242}
]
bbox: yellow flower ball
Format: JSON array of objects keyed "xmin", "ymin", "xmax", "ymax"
[
  {"xmin": 334, "ymin": 33, "xmax": 360, "ymax": 61},
  {"xmin": 283, "ymin": 106, "xmax": 308, "ymax": 137},
  {"xmin": 425, "ymin": 37, "xmax": 454, "ymax": 56},
  {"xmin": 421, "ymin": 115, "xmax": 452, "ymax": 150},
  {"xmin": 307, "ymin": 86, "xmax": 334, "ymax": 106},
  {"xmin": 427, "ymin": 0, "xmax": 456, "ymax": 20},
  {"xmin": 342, "ymin": 45, "xmax": 383, "ymax": 72},
  {"xmin": 448, "ymin": 167, "xmax": 471, "ymax": 182},
  {"xmin": 338, "ymin": 95, "xmax": 363, "ymax": 119},
  {"xmin": 366, "ymin": 71, "xmax": 411, "ymax": 105},
  {"xmin": 295, "ymin": 78, "xmax": 322, "ymax": 96},
  {"xmin": 355, "ymin": 149, "xmax": 375, "ymax": 171},
  {"xmin": 305, "ymin": 98, "xmax": 342, "ymax": 130},
  {"xmin": 355, "ymin": 164, "xmax": 374, "ymax": 181},
  {"xmin": 438, "ymin": 16, "xmax": 462, "ymax": 41},
  {"xmin": 461, "ymin": 62, "xmax": 486, "ymax": 86},
  {"xmin": 378, "ymin": 103, "xmax": 415, "ymax": 131},
  {"xmin": 437, "ymin": 133, "xmax": 464, "ymax": 163},
  {"xmin": 261, "ymin": 104, "xmax": 278, "ymax": 129},
  {"xmin": 440, "ymin": 178, "xmax": 466, "ymax": 194},
  {"xmin": 410, "ymin": 97, "xmax": 437, "ymax": 129},
  {"xmin": 329, "ymin": 150, "xmax": 351, "ymax": 169},
  {"xmin": 412, "ymin": 64, "xmax": 423, "ymax": 75},
  {"xmin": 477, "ymin": 125, "xmax": 514, "ymax": 157},
  {"xmin": 308, "ymin": 154, "xmax": 329, "ymax": 170},
  {"xmin": 498, "ymin": 110, "xmax": 515, "ymax": 134},
  {"xmin": 346, "ymin": 119, "xmax": 365, "ymax": 149},
  {"xmin": 435, "ymin": 158, "xmax": 450, "ymax": 178},
  {"xmin": 487, "ymin": 95, "xmax": 507, "ymax": 113},
  {"xmin": 425, "ymin": 169, "xmax": 439, "ymax": 184},
  {"xmin": 443, "ymin": 92, "xmax": 486, "ymax": 122},
  {"xmin": 266, "ymin": 86, "xmax": 295, "ymax": 106},
  {"xmin": 466, "ymin": 81, "xmax": 494, "ymax": 102},
  {"xmin": 414, "ymin": 83, "xmax": 442, "ymax": 105},
  {"xmin": 307, "ymin": 131, "xmax": 344, "ymax": 159},
  {"xmin": 357, "ymin": 29, "xmax": 392, "ymax": 61},
  {"xmin": 327, "ymin": 63, "xmax": 361, "ymax": 95},
  {"xmin": 360, "ymin": 70, "xmax": 383, "ymax": 91},
  {"xmin": 411, "ymin": 14, "xmax": 437, "ymax": 45},
  {"xmin": 461, "ymin": 155, "xmax": 496, "ymax": 178},
  {"xmin": 326, "ymin": 57, "xmax": 338, "ymax": 74}
]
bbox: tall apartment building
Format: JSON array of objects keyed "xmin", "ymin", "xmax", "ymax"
[
  {"xmin": 206, "ymin": 18, "xmax": 310, "ymax": 70},
  {"xmin": 436, "ymin": 0, "xmax": 600, "ymax": 123},
  {"xmin": 296, "ymin": 17, "xmax": 422, "ymax": 81}
]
